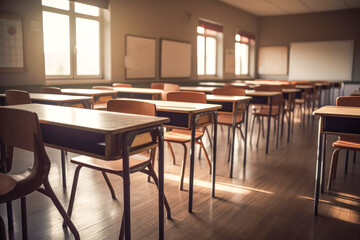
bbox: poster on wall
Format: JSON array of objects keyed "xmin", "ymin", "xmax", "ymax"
[{"xmin": 0, "ymin": 13, "xmax": 25, "ymax": 72}]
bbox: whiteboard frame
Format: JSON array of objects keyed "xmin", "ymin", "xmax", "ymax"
[
  {"xmin": 160, "ymin": 38, "xmax": 191, "ymax": 79},
  {"xmin": 125, "ymin": 34, "xmax": 156, "ymax": 80}
]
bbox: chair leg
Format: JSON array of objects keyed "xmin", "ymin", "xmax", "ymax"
[
  {"xmin": 0, "ymin": 216, "xmax": 6, "ymax": 240},
  {"xmin": 21, "ymin": 197, "xmax": 27, "ymax": 239},
  {"xmin": 256, "ymin": 116, "xmax": 261, "ymax": 148},
  {"xmin": 167, "ymin": 142, "xmax": 176, "ymax": 165},
  {"xmin": 146, "ymin": 164, "xmax": 172, "ymax": 219},
  {"xmin": 42, "ymin": 179, "xmax": 80, "ymax": 240},
  {"xmin": 261, "ymin": 117, "xmax": 265, "ymax": 138},
  {"xmin": 345, "ymin": 150, "xmax": 349, "ymax": 174},
  {"xmin": 179, "ymin": 143, "xmax": 187, "ymax": 190},
  {"xmin": 198, "ymin": 145, "xmax": 202, "ymax": 160},
  {"xmin": 238, "ymin": 124, "xmax": 245, "ymax": 141},
  {"xmin": 353, "ymin": 151, "xmax": 356, "ymax": 163},
  {"xmin": 197, "ymin": 139, "xmax": 211, "ymax": 173},
  {"xmin": 6, "ymin": 201, "xmax": 13, "ymax": 231},
  {"xmin": 63, "ymin": 165, "xmax": 82, "ymax": 227},
  {"xmin": 328, "ymin": 148, "xmax": 340, "ymax": 190},
  {"xmin": 101, "ymin": 171, "xmax": 117, "ymax": 199},
  {"xmin": 250, "ymin": 115, "xmax": 256, "ymax": 145},
  {"xmin": 205, "ymin": 127, "xmax": 213, "ymax": 149},
  {"xmin": 227, "ymin": 126, "xmax": 230, "ymax": 144}
]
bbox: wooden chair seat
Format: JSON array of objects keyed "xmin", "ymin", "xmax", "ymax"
[
  {"xmin": 217, "ymin": 112, "xmax": 244, "ymax": 126},
  {"xmin": 71, "ymin": 153, "xmax": 151, "ymax": 175},
  {"xmin": 92, "ymin": 102, "xmax": 107, "ymax": 110},
  {"xmin": 253, "ymin": 106, "xmax": 280, "ymax": 116},
  {"xmin": 165, "ymin": 129, "xmax": 204, "ymax": 143},
  {"xmin": 0, "ymin": 173, "xmax": 16, "ymax": 195}
]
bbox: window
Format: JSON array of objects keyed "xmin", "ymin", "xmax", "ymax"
[
  {"xmin": 197, "ymin": 21, "xmax": 223, "ymax": 76},
  {"xmin": 42, "ymin": 0, "xmax": 102, "ymax": 79},
  {"xmin": 235, "ymin": 34, "xmax": 249, "ymax": 76}
]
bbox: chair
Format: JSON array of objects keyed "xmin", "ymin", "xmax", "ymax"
[
  {"xmin": 92, "ymin": 86, "xmax": 114, "ymax": 110},
  {"xmin": 151, "ymin": 83, "xmax": 179, "ymax": 100},
  {"xmin": 112, "ymin": 83, "xmax": 132, "ymax": 88},
  {"xmin": 0, "ymin": 173, "xmax": 15, "ymax": 240},
  {"xmin": 250, "ymin": 85, "xmax": 282, "ymax": 148},
  {"xmin": 165, "ymin": 91, "xmax": 211, "ymax": 190},
  {"xmin": 0, "ymin": 108, "xmax": 79, "ymax": 239},
  {"xmin": 65, "ymin": 99, "xmax": 171, "ymax": 239},
  {"xmin": 41, "ymin": 87, "xmax": 62, "ymax": 94},
  {"xmin": 212, "ymin": 87, "xmax": 246, "ymax": 142},
  {"xmin": 327, "ymin": 96, "xmax": 360, "ymax": 190},
  {"xmin": 5, "ymin": 90, "xmax": 31, "ymax": 105}
]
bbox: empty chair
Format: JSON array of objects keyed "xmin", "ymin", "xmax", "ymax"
[
  {"xmin": 165, "ymin": 91, "xmax": 211, "ymax": 190},
  {"xmin": 65, "ymin": 99, "xmax": 171, "ymax": 239},
  {"xmin": 328, "ymin": 96, "xmax": 360, "ymax": 190},
  {"xmin": 92, "ymin": 86, "xmax": 114, "ymax": 110},
  {"xmin": 250, "ymin": 85, "xmax": 282, "ymax": 148},
  {"xmin": 151, "ymin": 83, "xmax": 179, "ymax": 100},
  {"xmin": 41, "ymin": 87, "xmax": 62, "ymax": 94},
  {"xmin": 0, "ymin": 108, "xmax": 79, "ymax": 239},
  {"xmin": 112, "ymin": 83, "xmax": 132, "ymax": 88},
  {"xmin": 5, "ymin": 90, "xmax": 31, "ymax": 105}
]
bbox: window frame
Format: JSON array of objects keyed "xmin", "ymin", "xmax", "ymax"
[
  {"xmin": 197, "ymin": 27, "xmax": 219, "ymax": 76},
  {"xmin": 235, "ymin": 34, "xmax": 250, "ymax": 76},
  {"xmin": 42, "ymin": 2, "xmax": 103, "ymax": 80}
]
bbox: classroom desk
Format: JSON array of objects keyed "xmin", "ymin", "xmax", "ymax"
[
  {"xmin": 245, "ymin": 91, "xmax": 282, "ymax": 154},
  {"xmin": 351, "ymin": 91, "xmax": 360, "ymax": 96},
  {"xmin": 0, "ymin": 93, "xmax": 93, "ymax": 108},
  {"xmin": 61, "ymin": 89, "xmax": 117, "ymax": 107},
  {"xmin": 113, "ymin": 87, "xmax": 164, "ymax": 100},
  {"xmin": 315, "ymin": 82, "xmax": 331, "ymax": 108},
  {"xmin": 113, "ymin": 98, "xmax": 221, "ymax": 213},
  {"xmin": 281, "ymin": 89, "xmax": 300, "ymax": 142},
  {"xmin": 206, "ymin": 95, "xmax": 252, "ymax": 178},
  {"xmin": 2, "ymin": 103, "xmax": 169, "ymax": 239},
  {"xmin": 312, "ymin": 106, "xmax": 360, "ymax": 215},
  {"xmin": 179, "ymin": 86, "xmax": 217, "ymax": 94},
  {"xmin": 295, "ymin": 85, "xmax": 316, "ymax": 116},
  {"xmin": 199, "ymin": 82, "xmax": 226, "ymax": 87}
]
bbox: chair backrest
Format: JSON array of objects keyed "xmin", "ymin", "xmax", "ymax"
[
  {"xmin": 151, "ymin": 83, "xmax": 164, "ymax": 90},
  {"xmin": 224, "ymin": 83, "xmax": 250, "ymax": 90},
  {"xmin": 112, "ymin": 83, "xmax": 132, "ymax": 88},
  {"xmin": 167, "ymin": 91, "xmax": 206, "ymax": 104},
  {"xmin": 107, "ymin": 99, "xmax": 156, "ymax": 116},
  {"xmin": 254, "ymin": 85, "xmax": 283, "ymax": 106},
  {"xmin": 212, "ymin": 87, "xmax": 246, "ymax": 96},
  {"xmin": 336, "ymin": 96, "xmax": 360, "ymax": 107},
  {"xmin": 152, "ymin": 83, "xmax": 180, "ymax": 100},
  {"xmin": 0, "ymin": 108, "xmax": 50, "ymax": 197},
  {"xmin": 5, "ymin": 90, "xmax": 31, "ymax": 105},
  {"xmin": 41, "ymin": 87, "xmax": 61, "ymax": 94},
  {"xmin": 92, "ymin": 86, "xmax": 113, "ymax": 90}
]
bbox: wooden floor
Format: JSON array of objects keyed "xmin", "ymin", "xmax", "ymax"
[{"xmin": 1, "ymin": 112, "xmax": 360, "ymax": 239}]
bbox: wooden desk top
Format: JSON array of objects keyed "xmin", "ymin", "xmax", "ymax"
[
  {"xmin": 116, "ymin": 98, "xmax": 221, "ymax": 114},
  {"xmin": 199, "ymin": 82, "xmax": 226, "ymax": 87},
  {"xmin": 245, "ymin": 91, "xmax": 282, "ymax": 97},
  {"xmin": 206, "ymin": 95, "xmax": 252, "ymax": 103},
  {"xmin": 313, "ymin": 106, "xmax": 360, "ymax": 119},
  {"xmin": 179, "ymin": 86, "xmax": 217, "ymax": 93},
  {"xmin": 245, "ymin": 80, "xmax": 288, "ymax": 86},
  {"xmin": 351, "ymin": 91, "xmax": 360, "ymax": 96},
  {"xmin": 282, "ymin": 89, "xmax": 301, "ymax": 93},
  {"xmin": 62, "ymin": 89, "xmax": 117, "ymax": 96},
  {"xmin": 295, "ymin": 85, "xmax": 315, "ymax": 89},
  {"xmin": 2, "ymin": 104, "xmax": 169, "ymax": 134},
  {"xmin": 113, "ymin": 87, "xmax": 164, "ymax": 94}
]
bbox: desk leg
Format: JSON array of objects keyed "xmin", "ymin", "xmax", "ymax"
[
  {"xmin": 61, "ymin": 150, "xmax": 66, "ymax": 188},
  {"xmin": 318, "ymin": 90, "xmax": 322, "ymax": 109},
  {"xmin": 157, "ymin": 127, "xmax": 165, "ymax": 240},
  {"xmin": 188, "ymin": 115, "xmax": 200, "ymax": 213},
  {"xmin": 314, "ymin": 120, "xmax": 324, "ymax": 215},
  {"xmin": 281, "ymin": 102, "xmax": 285, "ymax": 138},
  {"xmin": 243, "ymin": 104, "xmax": 249, "ymax": 168},
  {"xmin": 266, "ymin": 97, "xmax": 273, "ymax": 154},
  {"xmin": 321, "ymin": 135, "xmax": 326, "ymax": 193},
  {"xmin": 122, "ymin": 135, "xmax": 131, "ymax": 239},
  {"xmin": 229, "ymin": 105, "xmax": 237, "ymax": 178},
  {"xmin": 287, "ymin": 106, "xmax": 291, "ymax": 143},
  {"xmin": 212, "ymin": 112, "xmax": 217, "ymax": 198},
  {"xmin": 276, "ymin": 100, "xmax": 281, "ymax": 148}
]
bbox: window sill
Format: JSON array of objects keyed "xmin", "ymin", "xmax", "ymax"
[{"xmin": 46, "ymin": 79, "xmax": 111, "ymax": 86}]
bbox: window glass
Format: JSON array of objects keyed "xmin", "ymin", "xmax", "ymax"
[
  {"xmin": 42, "ymin": 11, "xmax": 70, "ymax": 75},
  {"xmin": 75, "ymin": 2, "xmax": 99, "ymax": 16},
  {"xmin": 206, "ymin": 37, "xmax": 216, "ymax": 75},
  {"xmin": 42, "ymin": 0, "xmax": 69, "ymax": 10},
  {"xmin": 76, "ymin": 18, "xmax": 100, "ymax": 75},
  {"xmin": 197, "ymin": 35, "xmax": 205, "ymax": 75}
]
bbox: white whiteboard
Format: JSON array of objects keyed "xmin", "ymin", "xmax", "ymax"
[
  {"xmin": 289, "ymin": 40, "xmax": 354, "ymax": 81},
  {"xmin": 160, "ymin": 39, "xmax": 191, "ymax": 78},
  {"xmin": 125, "ymin": 35, "xmax": 155, "ymax": 79}
]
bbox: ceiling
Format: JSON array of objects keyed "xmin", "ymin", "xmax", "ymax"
[{"xmin": 219, "ymin": 0, "xmax": 360, "ymax": 16}]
